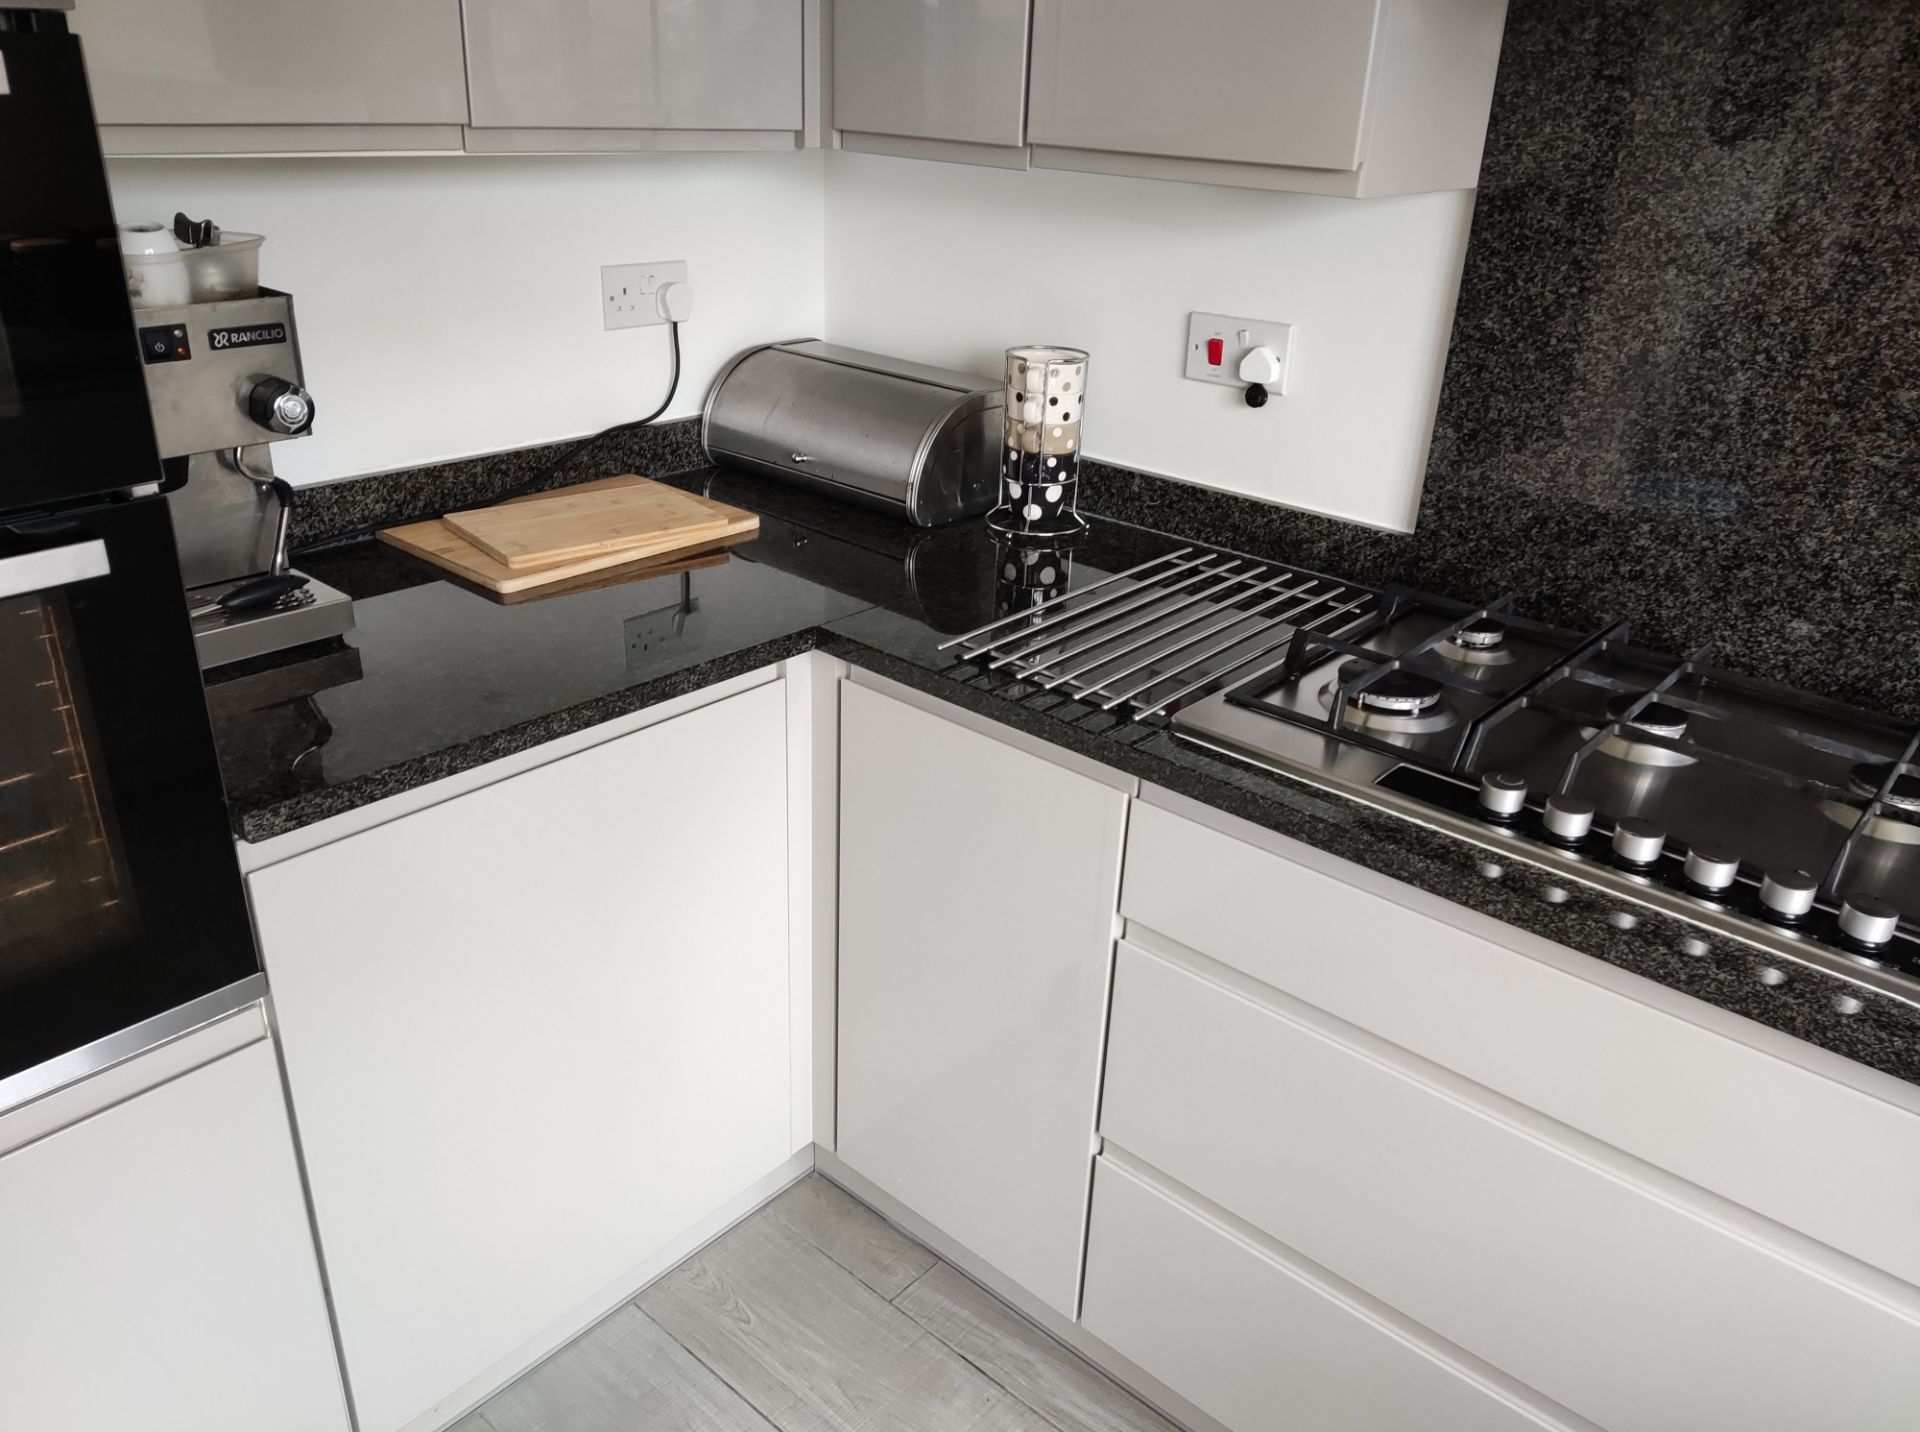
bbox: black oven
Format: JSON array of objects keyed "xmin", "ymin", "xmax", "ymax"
[{"xmin": 1, "ymin": 16, "xmax": 261, "ymax": 1105}]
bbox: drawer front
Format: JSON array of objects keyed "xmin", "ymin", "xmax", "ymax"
[
  {"xmin": 1082, "ymin": 1156, "xmax": 1562, "ymax": 1432},
  {"xmin": 1101, "ymin": 942, "xmax": 1920, "ymax": 1432},
  {"xmin": 1121, "ymin": 801, "xmax": 1920, "ymax": 1286}
]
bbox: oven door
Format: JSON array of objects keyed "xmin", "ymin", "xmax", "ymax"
[{"xmin": 0, "ymin": 495, "xmax": 258, "ymax": 1102}]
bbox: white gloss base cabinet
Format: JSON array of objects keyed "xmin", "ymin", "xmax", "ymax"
[
  {"xmin": 247, "ymin": 681, "xmax": 795, "ymax": 1432},
  {"xmin": 0, "ymin": 1038, "xmax": 349, "ymax": 1432},
  {"xmin": 1081, "ymin": 1155, "xmax": 1559, "ymax": 1432},
  {"xmin": 834, "ymin": 679, "xmax": 1128, "ymax": 1319},
  {"xmin": 1098, "ymin": 938, "xmax": 1920, "ymax": 1432}
]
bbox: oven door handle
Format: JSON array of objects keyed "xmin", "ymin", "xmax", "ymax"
[{"xmin": 0, "ymin": 540, "xmax": 112, "ymax": 600}]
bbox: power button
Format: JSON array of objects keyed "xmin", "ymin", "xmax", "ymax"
[{"xmin": 138, "ymin": 324, "xmax": 191, "ymax": 364}]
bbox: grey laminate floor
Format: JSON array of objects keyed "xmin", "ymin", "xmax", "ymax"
[{"xmin": 452, "ymin": 1174, "xmax": 1181, "ymax": 1432}]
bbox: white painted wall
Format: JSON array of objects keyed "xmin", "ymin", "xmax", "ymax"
[
  {"xmin": 104, "ymin": 148, "xmax": 1472, "ymax": 527},
  {"xmin": 822, "ymin": 152, "xmax": 1474, "ymax": 531},
  {"xmin": 106, "ymin": 153, "xmax": 826, "ymax": 486}
]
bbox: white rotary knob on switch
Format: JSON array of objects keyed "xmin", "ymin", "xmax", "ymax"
[
  {"xmin": 1683, "ymin": 844, "xmax": 1740, "ymax": 893},
  {"xmin": 1542, "ymin": 793, "xmax": 1594, "ymax": 842},
  {"xmin": 1611, "ymin": 818, "xmax": 1666, "ymax": 866},
  {"xmin": 1477, "ymin": 772, "xmax": 1527, "ymax": 818},
  {"xmin": 1760, "ymin": 869, "xmax": 1818, "ymax": 922},
  {"xmin": 1838, "ymin": 894, "xmax": 1901, "ymax": 950}
]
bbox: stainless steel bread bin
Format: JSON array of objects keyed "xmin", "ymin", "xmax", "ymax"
[{"xmin": 702, "ymin": 340, "xmax": 1002, "ymax": 527}]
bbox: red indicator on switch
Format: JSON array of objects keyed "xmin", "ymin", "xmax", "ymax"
[{"xmin": 1205, "ymin": 337, "xmax": 1225, "ymax": 367}]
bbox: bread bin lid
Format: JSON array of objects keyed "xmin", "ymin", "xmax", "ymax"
[{"xmin": 703, "ymin": 341, "xmax": 999, "ymax": 507}]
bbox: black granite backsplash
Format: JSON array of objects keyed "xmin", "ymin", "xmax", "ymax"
[
  {"xmin": 1084, "ymin": 0, "xmax": 1920, "ymax": 723},
  {"xmin": 288, "ymin": 418, "xmax": 709, "ymax": 552}
]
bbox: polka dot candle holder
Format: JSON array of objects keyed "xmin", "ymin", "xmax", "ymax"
[{"xmin": 987, "ymin": 345, "xmax": 1090, "ymax": 540}]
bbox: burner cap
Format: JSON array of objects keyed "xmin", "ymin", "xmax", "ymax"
[
  {"xmin": 1848, "ymin": 761, "xmax": 1920, "ymax": 815},
  {"xmin": 1341, "ymin": 662, "xmax": 1444, "ymax": 715},
  {"xmin": 1604, "ymin": 692, "xmax": 1689, "ymax": 739},
  {"xmin": 1452, "ymin": 617, "xmax": 1508, "ymax": 651}
]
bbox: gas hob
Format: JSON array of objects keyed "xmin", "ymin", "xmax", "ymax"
[{"xmin": 941, "ymin": 546, "xmax": 1920, "ymax": 1005}]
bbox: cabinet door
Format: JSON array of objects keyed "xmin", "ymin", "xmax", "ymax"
[
  {"xmin": 1027, "ymin": 0, "xmax": 1380, "ymax": 171},
  {"xmin": 833, "ymin": 0, "xmax": 1031, "ymax": 148},
  {"xmin": 1101, "ymin": 943, "xmax": 1920, "ymax": 1432},
  {"xmin": 248, "ymin": 683, "xmax": 793, "ymax": 1432},
  {"xmin": 70, "ymin": 1, "xmax": 469, "ymax": 126},
  {"xmin": 1082, "ymin": 1157, "xmax": 1558, "ymax": 1432},
  {"xmin": 0, "ymin": 1041, "xmax": 349, "ymax": 1432},
  {"xmin": 835, "ymin": 681, "xmax": 1127, "ymax": 1319},
  {"xmin": 464, "ymin": 0, "xmax": 803, "ymax": 131}
]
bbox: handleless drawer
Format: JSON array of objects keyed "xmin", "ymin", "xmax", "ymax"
[
  {"xmin": 1081, "ymin": 1155, "xmax": 1564, "ymax": 1432},
  {"xmin": 1120, "ymin": 800, "xmax": 1920, "ymax": 1286},
  {"xmin": 1100, "ymin": 941, "xmax": 1920, "ymax": 1432}
]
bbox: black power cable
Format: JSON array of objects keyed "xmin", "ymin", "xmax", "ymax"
[
  {"xmin": 291, "ymin": 320, "xmax": 684, "ymax": 559},
  {"xmin": 492, "ymin": 319, "xmax": 682, "ymax": 504}
]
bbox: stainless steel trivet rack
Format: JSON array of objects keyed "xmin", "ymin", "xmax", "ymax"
[{"xmin": 938, "ymin": 547, "xmax": 1381, "ymax": 719}]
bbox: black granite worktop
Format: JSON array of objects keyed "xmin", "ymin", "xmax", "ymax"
[{"xmin": 210, "ymin": 460, "xmax": 1920, "ymax": 1086}]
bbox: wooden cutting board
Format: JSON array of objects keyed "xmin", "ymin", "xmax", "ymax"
[
  {"xmin": 379, "ymin": 475, "xmax": 758, "ymax": 595},
  {"xmin": 443, "ymin": 476, "xmax": 731, "ymax": 569}
]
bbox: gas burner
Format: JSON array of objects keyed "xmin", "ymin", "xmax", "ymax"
[
  {"xmin": 1848, "ymin": 761, "xmax": 1920, "ymax": 816},
  {"xmin": 1586, "ymin": 692, "xmax": 1698, "ymax": 768},
  {"xmin": 1344, "ymin": 662, "xmax": 1443, "ymax": 714},
  {"xmin": 1604, "ymin": 692, "xmax": 1690, "ymax": 738},
  {"xmin": 1439, "ymin": 617, "xmax": 1517, "ymax": 668},
  {"xmin": 1320, "ymin": 662, "xmax": 1460, "ymax": 734}
]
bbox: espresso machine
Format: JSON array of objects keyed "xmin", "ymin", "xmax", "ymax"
[{"xmin": 135, "ymin": 280, "xmax": 353, "ymax": 667}]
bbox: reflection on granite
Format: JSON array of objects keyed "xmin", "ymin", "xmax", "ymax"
[
  {"xmin": 215, "ymin": 463, "xmax": 1919, "ymax": 1084},
  {"xmin": 1084, "ymin": 0, "xmax": 1920, "ymax": 722}
]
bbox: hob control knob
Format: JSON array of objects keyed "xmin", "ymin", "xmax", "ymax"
[
  {"xmin": 247, "ymin": 377, "xmax": 315, "ymax": 436},
  {"xmin": 1541, "ymin": 793, "xmax": 1595, "ymax": 842},
  {"xmin": 1611, "ymin": 818, "xmax": 1666, "ymax": 867},
  {"xmin": 1683, "ymin": 843, "xmax": 1741, "ymax": 893},
  {"xmin": 1759, "ymin": 868, "xmax": 1819, "ymax": 923},
  {"xmin": 1477, "ymin": 772, "xmax": 1528, "ymax": 819},
  {"xmin": 1838, "ymin": 894, "xmax": 1901, "ymax": 950}
]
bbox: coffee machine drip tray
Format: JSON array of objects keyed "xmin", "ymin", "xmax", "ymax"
[{"xmin": 188, "ymin": 572, "xmax": 354, "ymax": 669}]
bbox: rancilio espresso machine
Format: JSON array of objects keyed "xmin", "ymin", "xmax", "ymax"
[{"xmin": 128, "ymin": 219, "xmax": 353, "ymax": 668}]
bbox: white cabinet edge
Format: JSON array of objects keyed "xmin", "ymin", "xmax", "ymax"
[
  {"xmin": 1135, "ymin": 781, "xmax": 1920, "ymax": 1121},
  {"xmin": 237, "ymin": 664, "xmax": 785, "ymax": 873},
  {"xmin": 0, "ymin": 999, "xmax": 269, "ymax": 1158},
  {"xmin": 842, "ymin": 666, "xmax": 1139, "ymax": 796}
]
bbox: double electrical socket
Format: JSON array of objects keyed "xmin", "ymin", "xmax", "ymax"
[{"xmin": 601, "ymin": 260, "xmax": 688, "ymax": 330}]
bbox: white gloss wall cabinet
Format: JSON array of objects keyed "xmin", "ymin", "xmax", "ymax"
[
  {"xmin": 1097, "ymin": 940, "xmax": 1920, "ymax": 1432},
  {"xmin": 834, "ymin": 680, "xmax": 1128, "ymax": 1319},
  {"xmin": 0, "ymin": 1039, "xmax": 349, "ymax": 1432},
  {"xmin": 247, "ymin": 682, "xmax": 794, "ymax": 1432},
  {"xmin": 832, "ymin": 0, "xmax": 1032, "ymax": 160},
  {"xmin": 71, "ymin": 0, "xmax": 470, "ymax": 153},
  {"xmin": 1026, "ymin": 0, "xmax": 1508, "ymax": 196},
  {"xmin": 463, "ymin": 0, "xmax": 804, "ymax": 145}
]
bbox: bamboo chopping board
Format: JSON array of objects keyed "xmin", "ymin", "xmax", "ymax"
[
  {"xmin": 379, "ymin": 475, "xmax": 758, "ymax": 595},
  {"xmin": 444, "ymin": 477, "xmax": 733, "ymax": 569}
]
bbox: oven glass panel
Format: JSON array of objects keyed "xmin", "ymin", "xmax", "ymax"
[{"xmin": 1, "ymin": 590, "xmax": 137, "ymax": 988}]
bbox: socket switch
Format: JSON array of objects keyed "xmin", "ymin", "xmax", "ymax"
[
  {"xmin": 1186, "ymin": 311, "xmax": 1293, "ymax": 396},
  {"xmin": 602, "ymin": 260, "xmax": 689, "ymax": 330}
]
